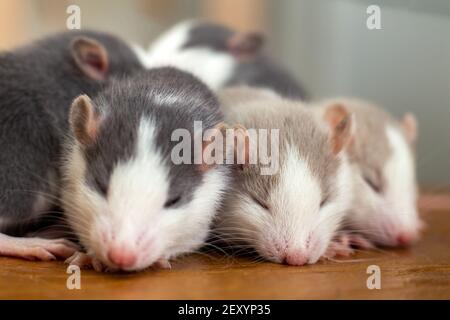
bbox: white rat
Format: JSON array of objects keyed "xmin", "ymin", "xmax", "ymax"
[
  {"xmin": 313, "ymin": 98, "xmax": 423, "ymax": 249},
  {"xmin": 213, "ymin": 87, "xmax": 355, "ymax": 265}
]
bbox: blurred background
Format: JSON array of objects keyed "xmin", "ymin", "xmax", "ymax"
[{"xmin": 0, "ymin": 0, "xmax": 449, "ymax": 185}]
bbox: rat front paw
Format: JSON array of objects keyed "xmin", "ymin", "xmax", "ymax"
[
  {"xmin": 324, "ymin": 235, "xmax": 355, "ymax": 259},
  {"xmin": 65, "ymin": 251, "xmax": 108, "ymax": 272},
  {"xmin": 0, "ymin": 234, "xmax": 79, "ymax": 261}
]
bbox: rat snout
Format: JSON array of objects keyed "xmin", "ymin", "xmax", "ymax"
[
  {"xmin": 273, "ymin": 234, "xmax": 317, "ymax": 266},
  {"xmin": 395, "ymin": 230, "xmax": 419, "ymax": 247},
  {"xmin": 107, "ymin": 245, "xmax": 138, "ymax": 268},
  {"xmin": 395, "ymin": 232, "xmax": 413, "ymax": 247},
  {"xmin": 376, "ymin": 224, "xmax": 420, "ymax": 248},
  {"xmin": 283, "ymin": 250, "xmax": 309, "ymax": 266}
]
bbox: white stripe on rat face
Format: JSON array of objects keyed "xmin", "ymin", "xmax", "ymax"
[
  {"xmin": 106, "ymin": 118, "xmax": 169, "ymax": 236},
  {"xmin": 272, "ymin": 146, "xmax": 352, "ymax": 264},
  {"xmin": 271, "ymin": 145, "xmax": 323, "ymax": 262},
  {"xmin": 145, "ymin": 20, "xmax": 236, "ymax": 90}
]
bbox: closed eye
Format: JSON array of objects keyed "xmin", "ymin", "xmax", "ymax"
[
  {"xmin": 95, "ymin": 177, "xmax": 108, "ymax": 196},
  {"xmin": 320, "ymin": 196, "xmax": 329, "ymax": 208},
  {"xmin": 364, "ymin": 176, "xmax": 382, "ymax": 193},
  {"xmin": 251, "ymin": 195, "xmax": 270, "ymax": 211},
  {"xmin": 164, "ymin": 195, "xmax": 181, "ymax": 208}
]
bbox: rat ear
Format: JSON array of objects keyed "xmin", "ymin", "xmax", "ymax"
[
  {"xmin": 323, "ymin": 104, "xmax": 355, "ymax": 155},
  {"xmin": 200, "ymin": 123, "xmax": 250, "ymax": 172},
  {"xmin": 69, "ymin": 95, "xmax": 100, "ymax": 145},
  {"xmin": 226, "ymin": 32, "xmax": 264, "ymax": 60},
  {"xmin": 400, "ymin": 113, "xmax": 418, "ymax": 143},
  {"xmin": 70, "ymin": 37, "xmax": 109, "ymax": 80}
]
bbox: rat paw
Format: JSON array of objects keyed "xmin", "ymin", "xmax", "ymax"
[
  {"xmin": 0, "ymin": 234, "xmax": 79, "ymax": 261},
  {"xmin": 323, "ymin": 233, "xmax": 375, "ymax": 260},
  {"xmin": 324, "ymin": 235, "xmax": 355, "ymax": 259},
  {"xmin": 65, "ymin": 251, "xmax": 108, "ymax": 272},
  {"xmin": 346, "ymin": 233, "xmax": 374, "ymax": 249},
  {"xmin": 153, "ymin": 258, "xmax": 172, "ymax": 269}
]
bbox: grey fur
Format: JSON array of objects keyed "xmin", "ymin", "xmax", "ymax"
[
  {"xmin": 316, "ymin": 98, "xmax": 401, "ymax": 190},
  {"xmin": 73, "ymin": 67, "xmax": 225, "ymax": 207},
  {"xmin": 218, "ymin": 87, "xmax": 339, "ymax": 214},
  {"xmin": 183, "ymin": 22, "xmax": 308, "ymax": 100},
  {"xmin": 0, "ymin": 30, "xmax": 142, "ymax": 235}
]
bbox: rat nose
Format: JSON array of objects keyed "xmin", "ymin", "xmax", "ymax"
[
  {"xmin": 396, "ymin": 232, "xmax": 414, "ymax": 247},
  {"xmin": 283, "ymin": 251, "xmax": 309, "ymax": 266},
  {"xmin": 107, "ymin": 246, "xmax": 137, "ymax": 268}
]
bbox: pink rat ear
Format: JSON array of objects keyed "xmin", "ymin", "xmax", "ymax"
[
  {"xmin": 226, "ymin": 32, "xmax": 264, "ymax": 60},
  {"xmin": 200, "ymin": 123, "xmax": 250, "ymax": 172},
  {"xmin": 70, "ymin": 37, "xmax": 109, "ymax": 80},
  {"xmin": 401, "ymin": 113, "xmax": 418, "ymax": 143},
  {"xmin": 323, "ymin": 104, "xmax": 356, "ymax": 156},
  {"xmin": 69, "ymin": 95, "xmax": 101, "ymax": 145}
]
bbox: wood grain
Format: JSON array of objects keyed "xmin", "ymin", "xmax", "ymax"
[{"xmin": 0, "ymin": 194, "xmax": 449, "ymax": 300}]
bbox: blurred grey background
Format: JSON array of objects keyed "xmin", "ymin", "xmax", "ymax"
[{"xmin": 0, "ymin": 0, "xmax": 449, "ymax": 185}]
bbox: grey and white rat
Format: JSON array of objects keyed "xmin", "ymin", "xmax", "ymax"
[
  {"xmin": 213, "ymin": 87, "xmax": 354, "ymax": 265},
  {"xmin": 313, "ymin": 98, "xmax": 423, "ymax": 248},
  {"xmin": 136, "ymin": 20, "xmax": 307, "ymax": 99},
  {"xmin": 62, "ymin": 67, "xmax": 230, "ymax": 272},
  {"xmin": 0, "ymin": 30, "xmax": 143, "ymax": 261}
]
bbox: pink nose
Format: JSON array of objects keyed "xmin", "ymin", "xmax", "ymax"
[
  {"xmin": 107, "ymin": 246, "xmax": 137, "ymax": 268},
  {"xmin": 396, "ymin": 232, "xmax": 414, "ymax": 247},
  {"xmin": 284, "ymin": 251, "xmax": 309, "ymax": 266}
]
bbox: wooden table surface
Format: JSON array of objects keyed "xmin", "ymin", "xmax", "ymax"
[{"xmin": 0, "ymin": 193, "xmax": 449, "ymax": 300}]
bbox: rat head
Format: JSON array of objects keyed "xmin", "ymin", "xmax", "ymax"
[
  {"xmin": 217, "ymin": 91, "xmax": 354, "ymax": 265},
  {"xmin": 63, "ymin": 69, "xmax": 228, "ymax": 271},
  {"xmin": 142, "ymin": 20, "xmax": 264, "ymax": 89},
  {"xmin": 320, "ymin": 99, "xmax": 422, "ymax": 247}
]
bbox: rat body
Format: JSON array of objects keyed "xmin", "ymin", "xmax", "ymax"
[
  {"xmin": 62, "ymin": 67, "xmax": 230, "ymax": 272},
  {"xmin": 0, "ymin": 30, "xmax": 142, "ymax": 260},
  {"xmin": 136, "ymin": 20, "xmax": 307, "ymax": 99},
  {"xmin": 214, "ymin": 87, "xmax": 354, "ymax": 265},
  {"xmin": 313, "ymin": 98, "xmax": 422, "ymax": 248}
]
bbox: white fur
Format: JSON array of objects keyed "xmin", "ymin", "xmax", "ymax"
[
  {"xmin": 347, "ymin": 125, "xmax": 420, "ymax": 246},
  {"xmin": 383, "ymin": 126, "xmax": 419, "ymax": 231},
  {"xmin": 130, "ymin": 43, "xmax": 150, "ymax": 67},
  {"xmin": 146, "ymin": 20, "xmax": 196, "ymax": 65},
  {"xmin": 140, "ymin": 20, "xmax": 236, "ymax": 90},
  {"xmin": 148, "ymin": 88, "xmax": 205, "ymax": 111}
]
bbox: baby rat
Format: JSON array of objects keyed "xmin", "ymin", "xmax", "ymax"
[
  {"xmin": 136, "ymin": 20, "xmax": 307, "ymax": 99},
  {"xmin": 214, "ymin": 87, "xmax": 354, "ymax": 265},
  {"xmin": 313, "ymin": 98, "xmax": 422, "ymax": 248},
  {"xmin": 62, "ymin": 67, "xmax": 230, "ymax": 272},
  {"xmin": 0, "ymin": 30, "xmax": 142, "ymax": 261}
]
